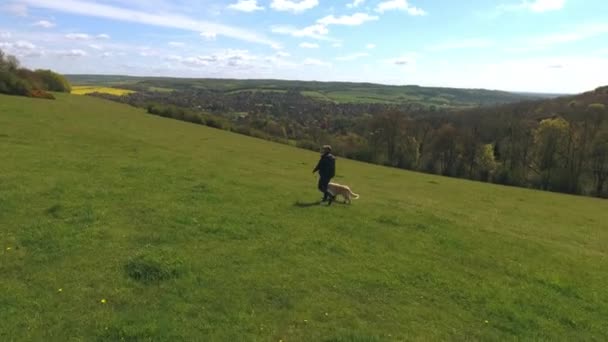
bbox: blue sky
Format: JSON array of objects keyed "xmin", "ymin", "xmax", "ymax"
[{"xmin": 1, "ymin": 0, "xmax": 607, "ymax": 93}]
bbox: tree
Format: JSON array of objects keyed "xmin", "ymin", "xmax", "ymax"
[
  {"xmin": 532, "ymin": 117, "xmax": 570, "ymax": 190},
  {"xmin": 0, "ymin": 49, "xmax": 65, "ymax": 98},
  {"xmin": 369, "ymin": 111, "xmax": 409, "ymax": 166},
  {"xmin": 495, "ymin": 119, "xmax": 535, "ymax": 186},
  {"xmin": 34, "ymin": 69, "xmax": 72, "ymax": 92},
  {"xmin": 476, "ymin": 144, "xmax": 497, "ymax": 181},
  {"xmin": 590, "ymin": 127, "xmax": 608, "ymax": 197},
  {"xmin": 429, "ymin": 123, "xmax": 460, "ymax": 176}
]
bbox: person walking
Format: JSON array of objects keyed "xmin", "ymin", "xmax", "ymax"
[{"xmin": 313, "ymin": 145, "xmax": 336, "ymax": 204}]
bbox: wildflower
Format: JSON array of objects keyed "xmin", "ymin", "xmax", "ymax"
[
  {"xmin": 101, "ymin": 299, "xmax": 107, "ymax": 304},
  {"xmin": 6, "ymin": 247, "xmax": 11, "ymax": 251},
  {"xmin": 58, "ymin": 288, "xmax": 63, "ymax": 292},
  {"xmin": 484, "ymin": 320, "xmax": 489, "ymax": 324}
]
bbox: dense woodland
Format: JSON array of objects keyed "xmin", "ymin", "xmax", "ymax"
[
  {"xmin": 91, "ymin": 83, "xmax": 608, "ymax": 198},
  {"xmin": 0, "ymin": 49, "xmax": 71, "ymax": 98}
]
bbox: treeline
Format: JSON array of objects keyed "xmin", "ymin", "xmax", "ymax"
[
  {"xmin": 352, "ymin": 99, "xmax": 608, "ymax": 198},
  {"xmin": 0, "ymin": 49, "xmax": 71, "ymax": 99},
  {"xmin": 145, "ymin": 103, "xmax": 292, "ymax": 145},
  {"xmin": 90, "ymin": 86, "xmax": 608, "ymax": 198}
]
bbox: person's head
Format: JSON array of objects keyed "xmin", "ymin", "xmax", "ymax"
[{"xmin": 321, "ymin": 145, "xmax": 332, "ymax": 154}]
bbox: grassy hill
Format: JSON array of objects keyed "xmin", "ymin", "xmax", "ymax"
[
  {"xmin": 65, "ymin": 74, "xmax": 550, "ymax": 107},
  {"xmin": 1, "ymin": 93, "xmax": 607, "ymax": 341}
]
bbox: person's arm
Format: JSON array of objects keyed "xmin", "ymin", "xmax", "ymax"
[
  {"xmin": 329, "ymin": 158, "xmax": 336, "ymax": 178},
  {"xmin": 313, "ymin": 158, "xmax": 321, "ymax": 173}
]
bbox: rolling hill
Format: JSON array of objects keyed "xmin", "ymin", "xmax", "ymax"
[
  {"xmin": 1, "ymin": 93, "xmax": 607, "ymax": 341},
  {"xmin": 65, "ymin": 74, "xmax": 553, "ymax": 107}
]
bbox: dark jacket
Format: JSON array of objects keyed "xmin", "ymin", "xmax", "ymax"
[{"xmin": 314, "ymin": 153, "xmax": 336, "ymax": 178}]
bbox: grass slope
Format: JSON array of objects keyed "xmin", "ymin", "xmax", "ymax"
[{"xmin": 1, "ymin": 94, "xmax": 607, "ymax": 341}]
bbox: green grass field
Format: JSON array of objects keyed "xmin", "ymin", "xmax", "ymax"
[{"xmin": 1, "ymin": 93, "xmax": 607, "ymax": 341}]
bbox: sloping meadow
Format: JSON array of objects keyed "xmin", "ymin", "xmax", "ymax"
[{"xmin": 1, "ymin": 93, "xmax": 607, "ymax": 340}]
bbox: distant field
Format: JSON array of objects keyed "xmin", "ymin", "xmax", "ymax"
[
  {"xmin": 66, "ymin": 74, "xmax": 551, "ymax": 107},
  {"xmin": 1, "ymin": 93, "xmax": 606, "ymax": 341},
  {"xmin": 71, "ymin": 86, "xmax": 134, "ymax": 96},
  {"xmin": 148, "ymin": 86, "xmax": 174, "ymax": 93},
  {"xmin": 226, "ymin": 88, "xmax": 287, "ymax": 95}
]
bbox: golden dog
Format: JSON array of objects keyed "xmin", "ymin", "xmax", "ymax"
[{"xmin": 327, "ymin": 182, "xmax": 360, "ymax": 204}]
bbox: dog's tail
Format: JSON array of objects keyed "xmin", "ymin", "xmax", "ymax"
[{"xmin": 350, "ymin": 190, "xmax": 360, "ymax": 199}]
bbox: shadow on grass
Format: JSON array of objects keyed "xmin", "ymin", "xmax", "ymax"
[
  {"xmin": 294, "ymin": 200, "xmax": 348, "ymax": 207},
  {"xmin": 294, "ymin": 200, "xmax": 322, "ymax": 208}
]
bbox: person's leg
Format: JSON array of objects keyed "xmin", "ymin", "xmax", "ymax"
[
  {"xmin": 319, "ymin": 177, "xmax": 330, "ymax": 201},
  {"xmin": 324, "ymin": 178, "xmax": 336, "ymax": 205},
  {"xmin": 318, "ymin": 177, "xmax": 325, "ymax": 200}
]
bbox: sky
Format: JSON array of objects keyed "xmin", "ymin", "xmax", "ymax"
[{"xmin": 1, "ymin": 0, "xmax": 607, "ymax": 93}]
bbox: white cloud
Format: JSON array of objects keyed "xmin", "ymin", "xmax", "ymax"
[
  {"xmin": 276, "ymin": 51, "xmax": 291, "ymax": 57},
  {"xmin": 299, "ymin": 42, "xmax": 319, "ymax": 48},
  {"xmin": 2, "ymin": 40, "xmax": 44, "ymax": 58},
  {"xmin": 428, "ymin": 38, "xmax": 494, "ymax": 51},
  {"xmin": 303, "ymin": 57, "xmax": 330, "ymax": 66},
  {"xmin": 165, "ymin": 55, "xmax": 183, "ymax": 62},
  {"xmin": 201, "ymin": 31, "xmax": 217, "ymax": 40},
  {"xmin": 168, "ymin": 41, "xmax": 186, "ymax": 47},
  {"xmin": 174, "ymin": 49, "xmax": 257, "ymax": 68},
  {"xmin": 228, "ymin": 0, "xmax": 264, "ymax": 12},
  {"xmin": 317, "ymin": 13, "xmax": 379, "ymax": 26},
  {"xmin": 88, "ymin": 44, "xmax": 103, "ymax": 50},
  {"xmin": 21, "ymin": 0, "xmax": 278, "ymax": 47},
  {"xmin": 271, "ymin": 13, "xmax": 376, "ymax": 41},
  {"xmin": 335, "ymin": 52, "xmax": 369, "ymax": 61},
  {"xmin": 0, "ymin": 40, "xmax": 38, "ymax": 56},
  {"xmin": 65, "ymin": 33, "xmax": 91, "ymax": 40},
  {"xmin": 270, "ymin": 0, "xmax": 319, "ymax": 13},
  {"xmin": 2, "ymin": 2, "xmax": 28, "ymax": 16},
  {"xmin": 347, "ymin": 0, "xmax": 365, "ymax": 8},
  {"xmin": 505, "ymin": 23, "xmax": 608, "ymax": 52},
  {"xmin": 33, "ymin": 20, "xmax": 55, "ymax": 28},
  {"xmin": 366, "ymin": 43, "xmax": 376, "ymax": 49},
  {"xmin": 0, "ymin": 32, "xmax": 11, "ymax": 39},
  {"xmin": 375, "ymin": 0, "xmax": 427, "ymax": 15},
  {"xmin": 64, "ymin": 33, "xmax": 108, "ymax": 40},
  {"xmin": 271, "ymin": 24, "xmax": 331, "ymax": 40},
  {"xmin": 15, "ymin": 40, "xmax": 36, "ymax": 50},
  {"xmin": 502, "ymin": 0, "xmax": 565, "ymax": 13},
  {"xmin": 472, "ymin": 55, "xmax": 608, "ymax": 93},
  {"xmin": 526, "ymin": 0, "xmax": 565, "ymax": 12},
  {"xmin": 58, "ymin": 49, "xmax": 88, "ymax": 57},
  {"xmin": 181, "ymin": 56, "xmax": 210, "ymax": 67},
  {"xmin": 332, "ymin": 42, "xmax": 343, "ymax": 48},
  {"xmin": 529, "ymin": 23, "xmax": 608, "ymax": 45}
]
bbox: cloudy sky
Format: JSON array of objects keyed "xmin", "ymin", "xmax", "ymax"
[{"xmin": 1, "ymin": 0, "xmax": 607, "ymax": 93}]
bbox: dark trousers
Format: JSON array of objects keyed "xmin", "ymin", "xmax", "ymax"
[{"xmin": 318, "ymin": 176, "xmax": 332, "ymax": 200}]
